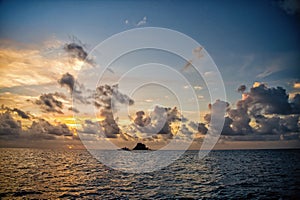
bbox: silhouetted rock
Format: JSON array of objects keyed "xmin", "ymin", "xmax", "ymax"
[
  {"xmin": 132, "ymin": 143, "xmax": 150, "ymax": 150},
  {"xmin": 121, "ymin": 147, "xmax": 130, "ymax": 151}
]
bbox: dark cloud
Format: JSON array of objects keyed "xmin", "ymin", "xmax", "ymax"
[
  {"xmin": 255, "ymin": 115, "xmax": 299, "ymax": 135},
  {"xmin": 91, "ymin": 84, "xmax": 134, "ymax": 138},
  {"xmin": 179, "ymin": 124, "xmax": 193, "ymax": 137},
  {"xmin": 134, "ymin": 111, "xmax": 151, "ymax": 127},
  {"xmin": 237, "ymin": 83, "xmax": 297, "ymax": 116},
  {"xmin": 205, "ymin": 112, "xmax": 235, "ymax": 136},
  {"xmin": 152, "ymin": 106, "xmax": 181, "ymax": 137},
  {"xmin": 94, "ymin": 84, "xmax": 134, "ymax": 109},
  {"xmin": 35, "ymin": 93, "xmax": 64, "ymax": 114},
  {"xmin": 228, "ymin": 106, "xmax": 252, "ymax": 135},
  {"xmin": 0, "ymin": 111, "xmax": 22, "ymax": 139},
  {"xmin": 204, "ymin": 84, "xmax": 300, "ymax": 139},
  {"xmin": 246, "ymin": 84, "xmax": 292, "ymax": 115},
  {"xmin": 79, "ymin": 119, "xmax": 99, "ymax": 135},
  {"xmin": 237, "ymin": 85, "xmax": 246, "ymax": 93},
  {"xmin": 63, "ymin": 43, "xmax": 94, "ymax": 64},
  {"xmin": 129, "ymin": 106, "xmax": 182, "ymax": 139},
  {"xmin": 12, "ymin": 108, "xmax": 30, "ymax": 119},
  {"xmin": 99, "ymin": 111, "xmax": 120, "ymax": 138},
  {"xmin": 27, "ymin": 119, "xmax": 72, "ymax": 139},
  {"xmin": 291, "ymin": 94, "xmax": 300, "ymax": 113},
  {"xmin": 0, "ymin": 107, "xmax": 73, "ymax": 141},
  {"xmin": 189, "ymin": 121, "xmax": 208, "ymax": 135},
  {"xmin": 58, "ymin": 73, "xmax": 75, "ymax": 93},
  {"xmin": 58, "ymin": 73, "xmax": 89, "ymax": 104},
  {"xmin": 1, "ymin": 105, "xmax": 31, "ymax": 119}
]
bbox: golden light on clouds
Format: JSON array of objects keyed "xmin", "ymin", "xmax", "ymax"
[
  {"xmin": 252, "ymin": 81, "xmax": 262, "ymax": 88},
  {"xmin": 293, "ymin": 82, "xmax": 300, "ymax": 89},
  {"xmin": 0, "ymin": 40, "xmax": 82, "ymax": 88}
]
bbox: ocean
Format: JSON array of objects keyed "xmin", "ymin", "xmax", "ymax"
[{"xmin": 0, "ymin": 148, "xmax": 299, "ymax": 199}]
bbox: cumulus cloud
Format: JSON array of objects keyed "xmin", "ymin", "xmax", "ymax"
[
  {"xmin": 204, "ymin": 84, "xmax": 300, "ymax": 140},
  {"xmin": 127, "ymin": 106, "xmax": 182, "ymax": 140},
  {"xmin": 188, "ymin": 121, "xmax": 208, "ymax": 135},
  {"xmin": 0, "ymin": 111, "xmax": 22, "ymax": 139},
  {"xmin": 239, "ymin": 83, "xmax": 299, "ymax": 115},
  {"xmin": 94, "ymin": 84, "xmax": 134, "ymax": 110},
  {"xmin": 34, "ymin": 93, "xmax": 64, "ymax": 114},
  {"xmin": 99, "ymin": 112, "xmax": 120, "ymax": 138},
  {"xmin": 1, "ymin": 105, "xmax": 31, "ymax": 119},
  {"xmin": 28, "ymin": 119, "xmax": 72, "ymax": 138},
  {"xmin": 90, "ymin": 84, "xmax": 134, "ymax": 138},
  {"xmin": 134, "ymin": 111, "xmax": 151, "ymax": 127},
  {"xmin": 0, "ymin": 107, "xmax": 73, "ymax": 141}
]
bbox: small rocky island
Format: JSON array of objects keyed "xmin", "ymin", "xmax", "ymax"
[
  {"xmin": 120, "ymin": 143, "xmax": 150, "ymax": 151},
  {"xmin": 132, "ymin": 143, "xmax": 150, "ymax": 150}
]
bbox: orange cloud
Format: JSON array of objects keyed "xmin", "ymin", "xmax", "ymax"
[
  {"xmin": 0, "ymin": 39, "xmax": 85, "ymax": 88},
  {"xmin": 293, "ymin": 82, "xmax": 300, "ymax": 89}
]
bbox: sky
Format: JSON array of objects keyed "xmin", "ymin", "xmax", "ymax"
[{"xmin": 0, "ymin": 0, "xmax": 300, "ymax": 149}]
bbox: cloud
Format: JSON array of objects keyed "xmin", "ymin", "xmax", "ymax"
[
  {"xmin": 291, "ymin": 94, "xmax": 300, "ymax": 113},
  {"xmin": 204, "ymin": 84, "xmax": 300, "ymax": 139},
  {"xmin": 58, "ymin": 73, "xmax": 75, "ymax": 93},
  {"xmin": 127, "ymin": 106, "xmax": 182, "ymax": 140},
  {"xmin": 255, "ymin": 114, "xmax": 299, "ymax": 135},
  {"xmin": 136, "ymin": 16, "xmax": 147, "ymax": 26},
  {"xmin": 0, "ymin": 39, "xmax": 83, "ymax": 89},
  {"xmin": 0, "ymin": 111, "xmax": 22, "ymax": 139},
  {"xmin": 194, "ymin": 85, "xmax": 203, "ymax": 90},
  {"xmin": 1, "ymin": 105, "xmax": 31, "ymax": 119},
  {"xmin": 99, "ymin": 111, "xmax": 120, "ymax": 138},
  {"xmin": 34, "ymin": 93, "xmax": 64, "ymax": 114},
  {"xmin": 241, "ymin": 83, "xmax": 298, "ymax": 115},
  {"xmin": 0, "ymin": 107, "xmax": 73, "ymax": 141},
  {"xmin": 58, "ymin": 72, "xmax": 90, "ymax": 104},
  {"xmin": 278, "ymin": 0, "xmax": 300, "ymax": 15},
  {"xmin": 134, "ymin": 111, "xmax": 151, "ymax": 127},
  {"xmin": 28, "ymin": 119, "xmax": 72, "ymax": 138},
  {"xmin": 294, "ymin": 82, "xmax": 300, "ymax": 89},
  {"xmin": 79, "ymin": 119, "xmax": 99, "ymax": 135},
  {"xmin": 94, "ymin": 84, "xmax": 134, "ymax": 109},
  {"xmin": 256, "ymin": 65, "xmax": 282, "ymax": 79},
  {"xmin": 91, "ymin": 84, "xmax": 134, "ymax": 138},
  {"xmin": 188, "ymin": 121, "xmax": 208, "ymax": 135},
  {"xmin": 11, "ymin": 108, "xmax": 30, "ymax": 119},
  {"xmin": 63, "ymin": 43, "xmax": 94, "ymax": 65},
  {"xmin": 181, "ymin": 47, "xmax": 204, "ymax": 72},
  {"xmin": 192, "ymin": 46, "xmax": 203, "ymax": 58},
  {"xmin": 237, "ymin": 85, "xmax": 246, "ymax": 93},
  {"xmin": 228, "ymin": 105, "xmax": 252, "ymax": 135}
]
